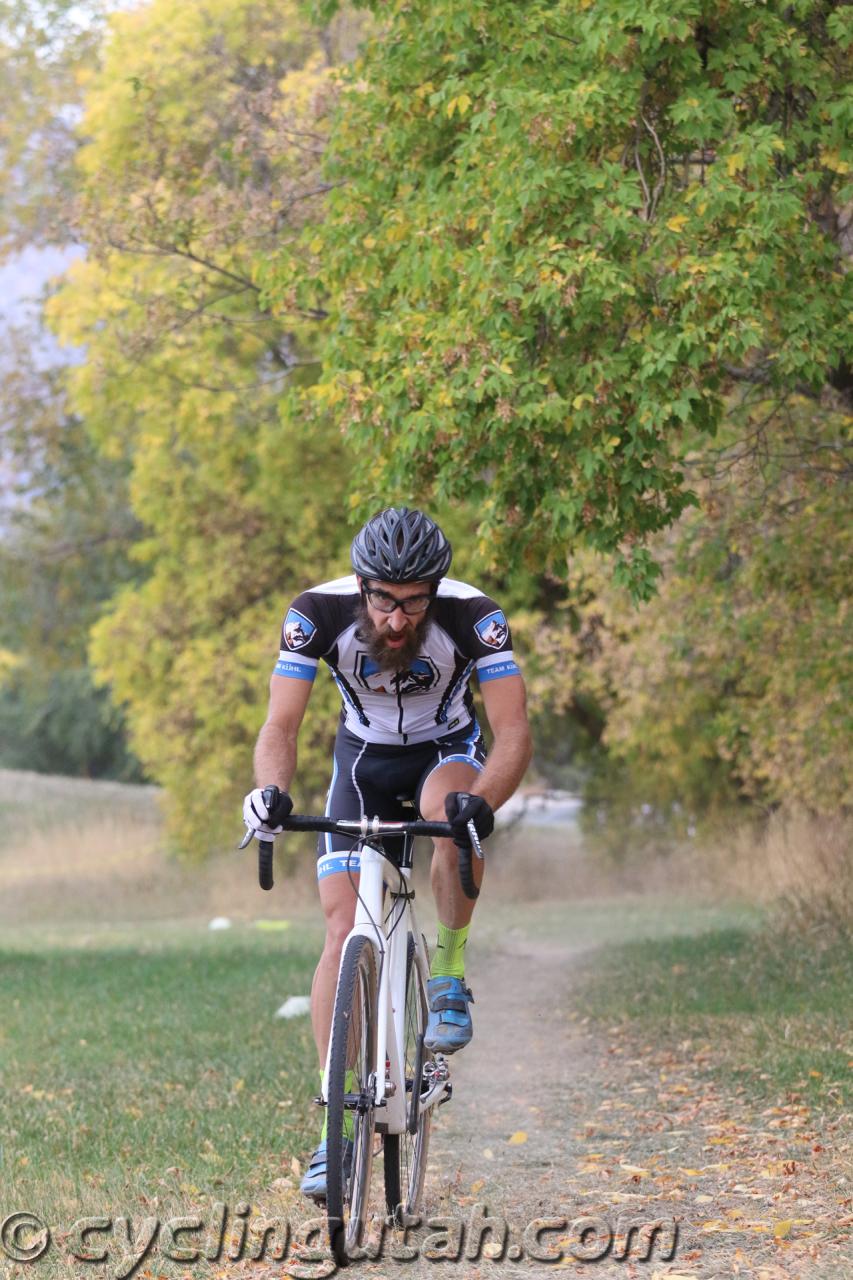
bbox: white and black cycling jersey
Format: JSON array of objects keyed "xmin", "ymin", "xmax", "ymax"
[{"xmin": 273, "ymin": 574, "xmax": 521, "ymax": 746}]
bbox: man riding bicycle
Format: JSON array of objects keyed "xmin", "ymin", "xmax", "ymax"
[{"xmin": 243, "ymin": 507, "xmax": 532, "ymax": 1200}]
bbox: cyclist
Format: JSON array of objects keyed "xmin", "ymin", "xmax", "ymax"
[{"xmin": 243, "ymin": 507, "xmax": 532, "ymax": 1200}]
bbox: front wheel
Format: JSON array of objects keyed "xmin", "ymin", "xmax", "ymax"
[
  {"xmin": 326, "ymin": 934, "xmax": 378, "ymax": 1265},
  {"xmin": 384, "ymin": 933, "xmax": 432, "ymax": 1222}
]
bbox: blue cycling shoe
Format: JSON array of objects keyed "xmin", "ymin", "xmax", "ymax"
[
  {"xmin": 299, "ymin": 1138, "xmax": 354, "ymax": 1202},
  {"xmin": 424, "ymin": 976, "xmax": 475, "ymax": 1053}
]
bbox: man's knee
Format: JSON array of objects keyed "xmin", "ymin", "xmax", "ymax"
[
  {"xmin": 321, "ymin": 898, "xmax": 355, "ymax": 957},
  {"xmin": 420, "ymin": 792, "xmax": 449, "ymax": 824}
]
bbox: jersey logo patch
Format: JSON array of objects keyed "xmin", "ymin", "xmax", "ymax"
[
  {"xmin": 284, "ymin": 608, "xmax": 317, "ymax": 650},
  {"xmin": 355, "ymin": 652, "xmax": 440, "ymax": 696},
  {"xmin": 474, "ymin": 610, "xmax": 508, "ymax": 650}
]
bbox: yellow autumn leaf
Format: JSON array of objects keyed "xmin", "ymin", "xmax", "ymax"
[
  {"xmin": 819, "ymin": 148, "xmax": 850, "ymax": 174},
  {"xmin": 774, "ymin": 1219, "xmax": 794, "ymax": 1239},
  {"xmin": 666, "ymin": 214, "xmax": 688, "ymax": 233},
  {"xmin": 507, "ymin": 1131, "xmax": 528, "ymax": 1145},
  {"xmin": 470, "ymin": 1179, "xmax": 485, "ymax": 1194},
  {"xmin": 619, "ymin": 1162, "xmax": 649, "ymax": 1177},
  {"xmin": 726, "ymin": 151, "xmax": 746, "ymax": 176},
  {"xmin": 362, "ymin": 235, "xmax": 376, "ymax": 250},
  {"xmin": 456, "ymin": 92, "xmax": 472, "ymax": 116}
]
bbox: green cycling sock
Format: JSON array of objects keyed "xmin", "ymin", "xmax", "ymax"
[{"xmin": 430, "ymin": 921, "xmax": 470, "ymax": 980}]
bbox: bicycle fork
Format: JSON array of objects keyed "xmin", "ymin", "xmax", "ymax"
[{"xmin": 318, "ymin": 843, "xmax": 450, "ymax": 1132}]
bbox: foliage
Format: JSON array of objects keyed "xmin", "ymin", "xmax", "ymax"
[
  {"xmin": 24, "ymin": 0, "xmax": 850, "ymax": 842},
  {"xmin": 274, "ymin": 0, "xmax": 852, "ymax": 598},
  {"xmin": 47, "ymin": 0, "xmax": 361, "ymax": 851},
  {"xmin": 0, "ymin": 328, "xmax": 143, "ymax": 779},
  {"xmin": 520, "ymin": 399, "xmax": 852, "ymax": 826},
  {"xmin": 0, "ymin": 0, "xmax": 107, "ymax": 249}
]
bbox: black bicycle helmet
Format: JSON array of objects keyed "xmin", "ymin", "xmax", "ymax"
[{"xmin": 351, "ymin": 507, "xmax": 452, "ymax": 583}]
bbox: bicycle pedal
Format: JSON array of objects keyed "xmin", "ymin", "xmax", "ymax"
[{"xmin": 424, "ymin": 1054, "xmax": 451, "ymax": 1084}]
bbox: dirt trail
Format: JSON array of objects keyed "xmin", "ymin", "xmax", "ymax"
[{"xmin": 336, "ymin": 929, "xmax": 851, "ymax": 1280}]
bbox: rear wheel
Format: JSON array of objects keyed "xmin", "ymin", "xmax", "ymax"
[
  {"xmin": 326, "ymin": 934, "xmax": 378, "ymax": 1265},
  {"xmin": 384, "ymin": 933, "xmax": 432, "ymax": 1222}
]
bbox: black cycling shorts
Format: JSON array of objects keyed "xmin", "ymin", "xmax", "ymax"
[{"xmin": 316, "ymin": 720, "xmax": 487, "ymax": 880}]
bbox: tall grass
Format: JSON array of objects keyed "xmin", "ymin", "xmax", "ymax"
[
  {"xmin": 713, "ymin": 809, "xmax": 853, "ymax": 935},
  {"xmin": 0, "ymin": 768, "xmax": 321, "ymax": 926}
]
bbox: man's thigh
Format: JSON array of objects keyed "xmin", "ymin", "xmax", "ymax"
[{"xmin": 415, "ymin": 725, "xmax": 487, "ymax": 820}]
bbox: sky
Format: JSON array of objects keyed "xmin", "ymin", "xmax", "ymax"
[{"xmin": 0, "ymin": 243, "xmax": 83, "ymax": 326}]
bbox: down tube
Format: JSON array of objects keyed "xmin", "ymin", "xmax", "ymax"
[{"xmin": 381, "ymin": 891, "xmax": 409, "ymax": 1133}]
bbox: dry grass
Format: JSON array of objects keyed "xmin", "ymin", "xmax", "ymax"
[
  {"xmin": 5, "ymin": 768, "xmax": 848, "ymax": 938},
  {"xmin": 701, "ymin": 808, "xmax": 853, "ymax": 934},
  {"xmin": 0, "ymin": 767, "xmax": 320, "ymax": 926}
]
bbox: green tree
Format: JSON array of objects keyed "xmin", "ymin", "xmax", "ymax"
[
  {"xmin": 518, "ymin": 398, "xmax": 852, "ymax": 828},
  {"xmin": 0, "ymin": 0, "xmax": 107, "ymax": 248},
  {"xmin": 48, "ymin": 0, "xmax": 361, "ymax": 850},
  {"xmin": 0, "ymin": 328, "xmax": 143, "ymax": 778},
  {"xmin": 274, "ymin": 0, "xmax": 851, "ymax": 598}
]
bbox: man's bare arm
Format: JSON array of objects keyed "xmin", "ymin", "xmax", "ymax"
[
  {"xmin": 473, "ymin": 675, "xmax": 533, "ymax": 811},
  {"xmin": 253, "ymin": 675, "xmax": 314, "ymax": 791}
]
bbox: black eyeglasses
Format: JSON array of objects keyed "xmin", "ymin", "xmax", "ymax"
[{"xmin": 362, "ymin": 586, "xmax": 434, "ymax": 616}]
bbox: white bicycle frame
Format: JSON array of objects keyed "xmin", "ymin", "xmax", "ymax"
[{"xmin": 320, "ymin": 828, "xmax": 449, "ymax": 1135}]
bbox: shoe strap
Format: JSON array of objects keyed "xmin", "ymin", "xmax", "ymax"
[{"xmin": 431, "ymin": 992, "xmax": 473, "ymax": 1013}]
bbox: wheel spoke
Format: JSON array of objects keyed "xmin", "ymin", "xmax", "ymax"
[{"xmin": 384, "ymin": 933, "xmax": 433, "ymax": 1221}]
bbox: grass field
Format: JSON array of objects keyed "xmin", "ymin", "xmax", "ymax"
[
  {"xmin": 3, "ymin": 923, "xmax": 320, "ymax": 1215},
  {"xmin": 573, "ymin": 923, "xmax": 853, "ymax": 1109},
  {"xmin": 2, "ymin": 768, "xmax": 850, "ymax": 1276}
]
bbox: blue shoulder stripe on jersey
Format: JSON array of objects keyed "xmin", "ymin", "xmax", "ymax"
[
  {"xmin": 477, "ymin": 658, "xmax": 521, "ymax": 682},
  {"xmin": 274, "ymin": 658, "xmax": 317, "ymax": 681}
]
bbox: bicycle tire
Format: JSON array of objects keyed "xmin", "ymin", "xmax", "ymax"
[
  {"xmin": 326, "ymin": 934, "xmax": 378, "ymax": 1265},
  {"xmin": 383, "ymin": 932, "xmax": 432, "ymax": 1223}
]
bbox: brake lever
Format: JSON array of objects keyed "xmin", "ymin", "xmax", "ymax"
[
  {"xmin": 238, "ymin": 785, "xmax": 282, "ymax": 851},
  {"xmin": 466, "ymin": 819, "xmax": 484, "ymax": 859}
]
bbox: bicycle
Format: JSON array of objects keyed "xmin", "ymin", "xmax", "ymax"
[{"xmin": 241, "ymin": 792, "xmax": 484, "ymax": 1266}]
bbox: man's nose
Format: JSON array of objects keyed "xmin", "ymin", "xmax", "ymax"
[{"xmin": 387, "ymin": 607, "xmax": 408, "ymax": 630}]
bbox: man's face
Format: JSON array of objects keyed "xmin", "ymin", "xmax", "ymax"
[{"xmin": 356, "ymin": 577, "xmax": 434, "ymax": 671}]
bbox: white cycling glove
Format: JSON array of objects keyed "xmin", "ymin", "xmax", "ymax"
[{"xmin": 243, "ymin": 786, "xmax": 293, "ymax": 838}]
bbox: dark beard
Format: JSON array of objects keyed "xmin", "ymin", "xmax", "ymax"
[{"xmin": 354, "ymin": 600, "xmax": 432, "ymax": 673}]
